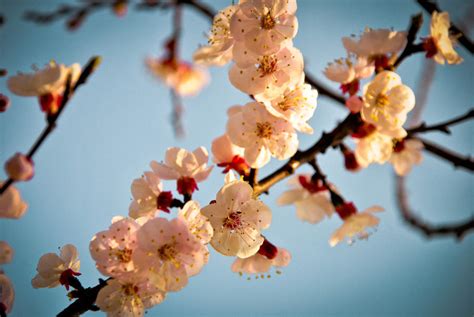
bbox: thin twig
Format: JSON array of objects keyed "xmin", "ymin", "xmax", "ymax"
[
  {"xmin": 407, "ymin": 108, "xmax": 474, "ymax": 135},
  {"xmin": 396, "ymin": 175, "xmax": 474, "ymax": 239},
  {"xmin": 393, "ymin": 13, "xmax": 424, "ymax": 68}
]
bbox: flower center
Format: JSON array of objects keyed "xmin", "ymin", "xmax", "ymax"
[
  {"xmin": 255, "ymin": 122, "xmax": 273, "ymax": 139},
  {"xmin": 115, "ymin": 248, "xmax": 132, "ymax": 263},
  {"xmin": 122, "ymin": 284, "xmax": 139, "ymax": 296},
  {"xmin": 375, "ymin": 93, "xmax": 389, "ymax": 108},
  {"xmin": 393, "ymin": 139, "xmax": 405, "ymax": 152},
  {"xmin": 257, "ymin": 55, "xmax": 278, "ymax": 77},
  {"xmin": 277, "ymin": 94, "xmax": 302, "ymax": 112},
  {"xmin": 157, "ymin": 243, "xmax": 177, "ymax": 262},
  {"xmin": 260, "ymin": 11, "xmax": 276, "ymax": 30},
  {"xmin": 223, "ymin": 211, "xmax": 242, "ymax": 230},
  {"xmin": 423, "ymin": 37, "xmax": 438, "ymax": 58}
]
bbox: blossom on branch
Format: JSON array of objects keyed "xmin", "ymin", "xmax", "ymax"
[
  {"xmin": 0, "ymin": 274, "xmax": 14, "ymax": 315},
  {"xmin": 0, "ymin": 182, "xmax": 28, "ymax": 219},
  {"xmin": 0, "ymin": 241, "xmax": 13, "ymax": 265},
  {"xmin": 4, "ymin": 153, "xmax": 34, "ymax": 182},
  {"xmin": 129, "ymin": 171, "xmax": 172, "ymax": 219},
  {"xmin": 178, "ymin": 201, "xmax": 213, "ymax": 245},
  {"xmin": 201, "ymin": 180, "xmax": 272, "ymax": 258},
  {"xmin": 354, "ymin": 130, "xmax": 393, "ymax": 167},
  {"xmin": 389, "ymin": 138, "xmax": 423, "ymax": 176},
  {"xmin": 212, "ymin": 134, "xmax": 249, "ymax": 175},
  {"xmin": 31, "ymin": 244, "xmax": 81, "ymax": 290}
]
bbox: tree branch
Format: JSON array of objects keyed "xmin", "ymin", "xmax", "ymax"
[
  {"xmin": 416, "ymin": 0, "xmax": 474, "ymax": 53},
  {"xmin": 407, "ymin": 108, "xmax": 474, "ymax": 135},
  {"xmin": 57, "ymin": 279, "xmax": 108, "ymax": 317},
  {"xmin": 395, "ymin": 175, "xmax": 474, "ymax": 239},
  {"xmin": 393, "ymin": 13, "xmax": 425, "ymax": 68}
]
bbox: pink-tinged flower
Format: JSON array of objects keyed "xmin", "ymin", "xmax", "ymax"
[
  {"xmin": 229, "ymin": 44, "xmax": 304, "ymax": 99},
  {"xmin": 324, "ymin": 57, "xmax": 374, "ymax": 84},
  {"xmin": 0, "ymin": 241, "xmax": 14, "ymax": 265},
  {"xmin": 201, "ymin": 180, "xmax": 272, "ymax": 258},
  {"xmin": 151, "ymin": 147, "xmax": 213, "ymax": 196},
  {"xmin": 354, "ymin": 131, "xmax": 393, "ymax": 167},
  {"xmin": 193, "ymin": 5, "xmax": 238, "ymax": 66},
  {"xmin": 390, "ymin": 138, "xmax": 423, "ymax": 176},
  {"xmin": 0, "ymin": 274, "xmax": 14, "ymax": 314},
  {"xmin": 136, "ymin": 218, "xmax": 203, "ymax": 292},
  {"xmin": 31, "ymin": 244, "xmax": 81, "ymax": 290},
  {"xmin": 0, "ymin": 182, "xmax": 28, "ymax": 219},
  {"xmin": 226, "ymin": 102, "xmax": 298, "ymax": 168},
  {"xmin": 129, "ymin": 171, "xmax": 173, "ymax": 219},
  {"xmin": 257, "ymin": 82, "xmax": 318, "ymax": 134},
  {"xmin": 178, "ymin": 201, "xmax": 213, "ymax": 245},
  {"xmin": 7, "ymin": 62, "xmax": 81, "ymax": 115},
  {"xmin": 330, "ymin": 203, "xmax": 384, "ymax": 247},
  {"xmin": 212, "ymin": 134, "xmax": 249, "ymax": 175},
  {"xmin": 345, "ymin": 95, "xmax": 364, "ymax": 113},
  {"xmin": 4, "ymin": 153, "xmax": 34, "ymax": 182},
  {"xmin": 0, "ymin": 94, "xmax": 10, "ymax": 112},
  {"xmin": 362, "ymin": 71, "xmax": 415, "ymax": 137},
  {"xmin": 90, "ymin": 217, "xmax": 142, "ymax": 278},
  {"xmin": 277, "ymin": 175, "xmax": 334, "ymax": 224},
  {"xmin": 230, "ymin": 0, "xmax": 298, "ymax": 55},
  {"xmin": 231, "ymin": 241, "xmax": 291, "ymax": 277},
  {"xmin": 146, "ymin": 58, "xmax": 209, "ymax": 96},
  {"xmin": 423, "ymin": 11, "xmax": 463, "ymax": 65},
  {"xmin": 342, "ymin": 29, "xmax": 407, "ymax": 68},
  {"xmin": 96, "ymin": 275, "xmax": 166, "ymax": 317}
]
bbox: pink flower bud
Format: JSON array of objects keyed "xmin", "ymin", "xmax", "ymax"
[
  {"xmin": 5, "ymin": 153, "xmax": 34, "ymax": 181},
  {"xmin": 345, "ymin": 95, "xmax": 363, "ymax": 113}
]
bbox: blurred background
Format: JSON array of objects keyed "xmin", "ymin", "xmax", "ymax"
[{"xmin": 0, "ymin": 0, "xmax": 473, "ymax": 316}]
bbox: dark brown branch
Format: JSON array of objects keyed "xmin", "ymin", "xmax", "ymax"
[
  {"xmin": 393, "ymin": 13, "xmax": 424, "ymax": 68},
  {"xmin": 396, "ymin": 175, "xmax": 474, "ymax": 239},
  {"xmin": 57, "ymin": 279, "xmax": 108, "ymax": 317},
  {"xmin": 414, "ymin": 136, "xmax": 474, "ymax": 171},
  {"xmin": 304, "ymin": 72, "xmax": 345, "ymax": 106},
  {"xmin": 407, "ymin": 108, "xmax": 474, "ymax": 135},
  {"xmin": 416, "ymin": 0, "xmax": 474, "ymax": 53},
  {"xmin": 0, "ymin": 56, "xmax": 101, "ymax": 196}
]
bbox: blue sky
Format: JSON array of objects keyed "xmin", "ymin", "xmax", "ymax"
[{"xmin": 0, "ymin": 0, "xmax": 473, "ymax": 316}]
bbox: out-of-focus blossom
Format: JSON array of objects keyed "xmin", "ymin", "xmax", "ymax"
[
  {"xmin": 231, "ymin": 243, "xmax": 291, "ymax": 277},
  {"xmin": 96, "ymin": 275, "xmax": 165, "ymax": 317},
  {"xmin": 345, "ymin": 95, "xmax": 364, "ymax": 113},
  {"xmin": 4, "ymin": 153, "xmax": 34, "ymax": 182},
  {"xmin": 151, "ymin": 147, "xmax": 213, "ymax": 196},
  {"xmin": 230, "ymin": 0, "xmax": 298, "ymax": 55},
  {"xmin": 31, "ymin": 244, "xmax": 81, "ymax": 290},
  {"xmin": 178, "ymin": 201, "xmax": 213, "ymax": 245},
  {"xmin": 0, "ymin": 241, "xmax": 13, "ymax": 265},
  {"xmin": 112, "ymin": 0, "xmax": 127, "ymax": 17},
  {"xmin": 229, "ymin": 44, "xmax": 303, "ymax": 99},
  {"xmin": 201, "ymin": 180, "xmax": 272, "ymax": 258},
  {"xmin": 324, "ymin": 57, "xmax": 374, "ymax": 84},
  {"xmin": 194, "ymin": 5, "xmax": 238, "ymax": 66},
  {"xmin": 258, "ymin": 82, "xmax": 317, "ymax": 134},
  {"xmin": 0, "ymin": 94, "xmax": 10, "ymax": 112},
  {"xmin": 136, "ymin": 218, "xmax": 204, "ymax": 292},
  {"xmin": 423, "ymin": 11, "xmax": 463, "ymax": 65},
  {"xmin": 0, "ymin": 274, "xmax": 14, "ymax": 314},
  {"xmin": 330, "ymin": 202, "xmax": 384, "ymax": 247},
  {"xmin": 277, "ymin": 175, "xmax": 334, "ymax": 224},
  {"xmin": 211, "ymin": 134, "xmax": 249, "ymax": 175},
  {"xmin": 342, "ymin": 29, "xmax": 407, "ymax": 69},
  {"xmin": 7, "ymin": 62, "xmax": 81, "ymax": 115},
  {"xmin": 90, "ymin": 217, "xmax": 141, "ymax": 278},
  {"xmin": 362, "ymin": 71, "xmax": 415, "ymax": 137},
  {"xmin": 129, "ymin": 171, "xmax": 172, "ymax": 219},
  {"xmin": 390, "ymin": 138, "xmax": 423, "ymax": 176},
  {"xmin": 226, "ymin": 102, "xmax": 298, "ymax": 168},
  {"xmin": 146, "ymin": 58, "xmax": 209, "ymax": 96},
  {"xmin": 354, "ymin": 131, "xmax": 393, "ymax": 167},
  {"xmin": 0, "ymin": 182, "xmax": 28, "ymax": 220}
]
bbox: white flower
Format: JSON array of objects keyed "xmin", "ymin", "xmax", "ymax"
[
  {"xmin": 231, "ymin": 247, "xmax": 291, "ymax": 277},
  {"xmin": 277, "ymin": 175, "xmax": 334, "ymax": 224},
  {"xmin": 96, "ymin": 275, "xmax": 165, "ymax": 317},
  {"xmin": 4, "ymin": 153, "xmax": 34, "ymax": 182},
  {"xmin": 390, "ymin": 138, "xmax": 423, "ymax": 176},
  {"xmin": 324, "ymin": 57, "xmax": 374, "ymax": 84},
  {"xmin": 0, "ymin": 274, "xmax": 14, "ymax": 314},
  {"xmin": 330, "ymin": 203, "xmax": 384, "ymax": 247},
  {"xmin": 193, "ymin": 5, "xmax": 237, "ymax": 66},
  {"xmin": 0, "ymin": 182, "xmax": 28, "ymax": 220},
  {"xmin": 129, "ymin": 171, "xmax": 172, "ymax": 219},
  {"xmin": 178, "ymin": 201, "xmax": 213, "ymax": 245},
  {"xmin": 342, "ymin": 29, "xmax": 407, "ymax": 60},
  {"xmin": 226, "ymin": 102, "xmax": 298, "ymax": 168},
  {"xmin": 211, "ymin": 134, "xmax": 249, "ymax": 175},
  {"xmin": 201, "ymin": 180, "xmax": 272, "ymax": 258},
  {"xmin": 257, "ymin": 82, "xmax": 317, "ymax": 134},
  {"xmin": 230, "ymin": 0, "xmax": 298, "ymax": 55},
  {"xmin": 0, "ymin": 241, "xmax": 13, "ymax": 265},
  {"xmin": 31, "ymin": 244, "xmax": 81, "ymax": 289},
  {"xmin": 425, "ymin": 11, "xmax": 463, "ymax": 65},
  {"xmin": 150, "ymin": 147, "xmax": 213, "ymax": 196},
  {"xmin": 354, "ymin": 130, "xmax": 393, "ymax": 167},
  {"xmin": 146, "ymin": 59, "xmax": 209, "ymax": 96},
  {"xmin": 90, "ymin": 217, "xmax": 141, "ymax": 278},
  {"xmin": 229, "ymin": 44, "xmax": 304, "ymax": 99},
  {"xmin": 361, "ymin": 71, "xmax": 415, "ymax": 137},
  {"xmin": 136, "ymin": 218, "xmax": 204, "ymax": 292}
]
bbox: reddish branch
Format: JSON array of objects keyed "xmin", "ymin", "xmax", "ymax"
[
  {"xmin": 0, "ymin": 56, "xmax": 101, "ymax": 196},
  {"xmin": 396, "ymin": 176, "xmax": 474, "ymax": 239}
]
